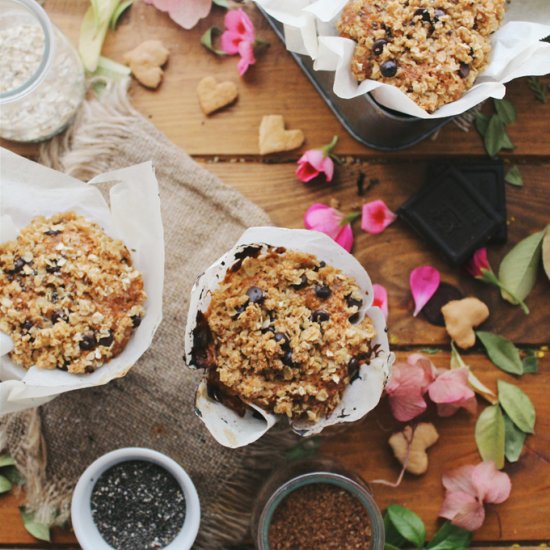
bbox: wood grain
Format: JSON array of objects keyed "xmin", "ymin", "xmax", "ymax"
[{"xmin": 3, "ymin": 1, "xmax": 550, "ymax": 159}]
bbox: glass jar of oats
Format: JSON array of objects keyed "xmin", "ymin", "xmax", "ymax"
[{"xmin": 0, "ymin": 0, "xmax": 85, "ymax": 142}]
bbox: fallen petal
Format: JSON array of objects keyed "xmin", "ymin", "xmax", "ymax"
[
  {"xmin": 372, "ymin": 283, "xmax": 388, "ymax": 319},
  {"xmin": 304, "ymin": 203, "xmax": 353, "ymax": 252},
  {"xmin": 237, "ymin": 40, "xmax": 256, "ymax": 75},
  {"xmin": 335, "ymin": 223, "xmax": 353, "ymax": 252},
  {"xmin": 428, "ymin": 367, "xmax": 475, "ymax": 408},
  {"xmin": 442, "ymin": 464, "xmax": 477, "ymax": 495},
  {"xmin": 410, "ymin": 266, "xmax": 441, "ymax": 317},
  {"xmin": 160, "ymin": 0, "xmax": 212, "ymax": 30},
  {"xmin": 361, "ymin": 199, "xmax": 397, "ymax": 235},
  {"xmin": 471, "ymin": 461, "xmax": 512, "ymax": 504},
  {"xmin": 440, "ymin": 490, "xmax": 485, "ymax": 531}
]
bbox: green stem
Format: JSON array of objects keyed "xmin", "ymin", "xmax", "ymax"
[
  {"xmin": 322, "ymin": 135, "xmax": 338, "ymax": 156},
  {"xmin": 341, "ymin": 211, "xmax": 361, "ymax": 226},
  {"xmin": 479, "ymin": 269, "xmax": 529, "ymax": 314}
]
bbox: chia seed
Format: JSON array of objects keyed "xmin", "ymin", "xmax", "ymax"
[{"xmin": 90, "ymin": 460, "xmax": 186, "ymax": 550}]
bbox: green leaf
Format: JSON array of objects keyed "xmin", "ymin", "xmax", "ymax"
[
  {"xmin": 541, "ymin": 225, "xmax": 550, "ymax": 282},
  {"xmin": 200, "ymin": 27, "xmax": 227, "ymax": 56},
  {"xmin": 475, "ymin": 404, "xmax": 505, "ymax": 469},
  {"xmin": 504, "ymin": 165, "xmax": 523, "ymax": 187},
  {"xmin": 498, "ymin": 380, "xmax": 536, "ymax": 434},
  {"xmin": 476, "ymin": 331, "xmax": 523, "ymax": 375},
  {"xmin": 386, "ymin": 505, "xmax": 426, "ymax": 549},
  {"xmin": 0, "ymin": 454, "xmax": 15, "ymax": 468},
  {"xmin": 503, "ymin": 412, "xmax": 526, "ymax": 463},
  {"xmin": 475, "ymin": 112, "xmax": 490, "ymax": 137},
  {"xmin": 0, "ymin": 475, "xmax": 12, "ymax": 494},
  {"xmin": 484, "ymin": 115, "xmax": 514, "ymax": 157},
  {"xmin": 527, "ymin": 76, "xmax": 548, "ymax": 103},
  {"xmin": 1, "ymin": 466, "xmax": 25, "ymax": 486},
  {"xmin": 19, "ymin": 508, "xmax": 51, "ymax": 542},
  {"xmin": 420, "ymin": 347, "xmax": 441, "ymax": 355},
  {"xmin": 522, "ymin": 350, "xmax": 539, "ymax": 374},
  {"xmin": 498, "ymin": 229, "xmax": 545, "ymax": 305},
  {"xmin": 212, "ymin": 0, "xmax": 228, "ymax": 6},
  {"xmin": 494, "ymin": 98, "xmax": 516, "ymax": 124},
  {"xmin": 427, "ymin": 521, "xmax": 472, "ymax": 550},
  {"xmin": 109, "ymin": 0, "xmax": 133, "ymax": 30},
  {"xmin": 384, "ymin": 511, "xmax": 407, "ymax": 548}
]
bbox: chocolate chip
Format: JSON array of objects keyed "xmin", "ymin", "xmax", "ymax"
[
  {"xmin": 282, "ymin": 350, "xmax": 298, "ymax": 368},
  {"xmin": 459, "ymin": 62, "xmax": 470, "ymax": 78},
  {"xmin": 311, "ymin": 310, "xmax": 330, "ymax": 323},
  {"xmin": 348, "ymin": 313, "xmax": 360, "ymax": 324},
  {"xmin": 98, "ymin": 332, "xmax": 114, "ymax": 347},
  {"xmin": 59, "ymin": 359, "xmax": 70, "ymax": 371},
  {"xmin": 414, "ymin": 8, "xmax": 431, "ymax": 21},
  {"xmin": 274, "ymin": 332, "xmax": 290, "ymax": 348},
  {"xmin": 79, "ymin": 332, "xmax": 96, "ymax": 350},
  {"xmin": 232, "ymin": 302, "xmax": 249, "ymax": 319},
  {"xmin": 51, "ymin": 311, "xmax": 68, "ymax": 324},
  {"xmin": 346, "ymin": 295, "xmax": 363, "ymax": 309},
  {"xmin": 131, "ymin": 315, "xmax": 142, "ymax": 328},
  {"xmin": 348, "ymin": 357, "xmax": 360, "ymax": 380},
  {"xmin": 46, "ymin": 263, "xmax": 60, "ymax": 274},
  {"xmin": 315, "ymin": 285, "xmax": 332, "ymax": 300},
  {"xmin": 246, "ymin": 286, "xmax": 264, "ymax": 303},
  {"xmin": 372, "ymin": 39, "xmax": 387, "ymax": 56},
  {"xmin": 380, "ymin": 60, "xmax": 398, "ymax": 77},
  {"xmin": 290, "ymin": 274, "xmax": 308, "ymax": 289},
  {"xmin": 21, "ymin": 320, "xmax": 33, "ymax": 331},
  {"xmin": 421, "ymin": 283, "xmax": 463, "ymax": 326},
  {"xmin": 44, "ymin": 229, "xmax": 61, "ymax": 236},
  {"xmin": 13, "ymin": 258, "xmax": 25, "ymax": 272}
]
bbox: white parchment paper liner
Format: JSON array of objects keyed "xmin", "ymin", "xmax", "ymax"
[
  {"xmin": 184, "ymin": 227, "xmax": 394, "ymax": 448},
  {"xmin": 0, "ymin": 148, "xmax": 164, "ymax": 415},
  {"xmin": 254, "ymin": 0, "xmax": 550, "ymax": 119}
]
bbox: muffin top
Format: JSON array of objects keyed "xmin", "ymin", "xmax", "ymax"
[
  {"xmin": 338, "ymin": 0, "xmax": 506, "ymax": 112},
  {"xmin": 194, "ymin": 246, "xmax": 377, "ymax": 422},
  {"xmin": 0, "ymin": 212, "xmax": 146, "ymax": 374}
]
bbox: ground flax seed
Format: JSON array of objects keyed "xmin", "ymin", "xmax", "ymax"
[{"xmin": 268, "ymin": 483, "xmax": 373, "ymax": 549}]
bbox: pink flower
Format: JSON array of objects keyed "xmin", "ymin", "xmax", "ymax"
[
  {"xmin": 465, "ymin": 248, "xmax": 492, "ymax": 279},
  {"xmin": 428, "ymin": 367, "xmax": 477, "ymax": 417},
  {"xmin": 295, "ymin": 136, "xmax": 338, "ymax": 183},
  {"xmin": 385, "ymin": 355, "xmax": 435, "ymax": 421},
  {"xmin": 372, "ymin": 284, "xmax": 388, "ymax": 319},
  {"xmin": 145, "ymin": 0, "xmax": 212, "ymax": 30},
  {"xmin": 410, "ymin": 266, "xmax": 440, "ymax": 317},
  {"xmin": 440, "ymin": 461, "xmax": 512, "ymax": 531},
  {"xmin": 220, "ymin": 9, "xmax": 257, "ymax": 75},
  {"xmin": 304, "ymin": 203, "xmax": 353, "ymax": 252},
  {"xmin": 361, "ymin": 200, "xmax": 397, "ymax": 234}
]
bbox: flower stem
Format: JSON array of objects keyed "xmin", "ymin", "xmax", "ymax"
[
  {"xmin": 322, "ymin": 135, "xmax": 339, "ymax": 156},
  {"xmin": 479, "ymin": 270, "xmax": 529, "ymax": 314}
]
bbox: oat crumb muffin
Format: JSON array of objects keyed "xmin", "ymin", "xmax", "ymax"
[
  {"xmin": 192, "ymin": 246, "xmax": 378, "ymax": 422},
  {"xmin": 338, "ymin": 0, "xmax": 506, "ymax": 112},
  {"xmin": 0, "ymin": 212, "xmax": 146, "ymax": 374}
]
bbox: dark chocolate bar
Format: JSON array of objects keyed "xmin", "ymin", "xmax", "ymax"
[
  {"xmin": 399, "ymin": 166, "xmax": 503, "ymax": 265},
  {"xmin": 427, "ymin": 160, "xmax": 507, "ymax": 243}
]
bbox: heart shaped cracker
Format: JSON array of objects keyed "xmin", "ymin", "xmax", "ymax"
[
  {"xmin": 442, "ymin": 297, "xmax": 489, "ymax": 349},
  {"xmin": 123, "ymin": 40, "xmax": 169, "ymax": 89},
  {"xmin": 197, "ymin": 76, "xmax": 238, "ymax": 115},
  {"xmin": 389, "ymin": 423, "xmax": 439, "ymax": 475},
  {"xmin": 259, "ymin": 115, "xmax": 304, "ymax": 155}
]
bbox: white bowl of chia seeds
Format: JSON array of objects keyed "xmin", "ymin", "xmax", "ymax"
[{"xmin": 71, "ymin": 447, "xmax": 200, "ymax": 550}]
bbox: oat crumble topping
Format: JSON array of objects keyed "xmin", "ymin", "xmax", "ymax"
[
  {"xmin": 0, "ymin": 212, "xmax": 146, "ymax": 374},
  {"xmin": 338, "ymin": 0, "xmax": 506, "ymax": 112},
  {"xmin": 194, "ymin": 247, "xmax": 377, "ymax": 422}
]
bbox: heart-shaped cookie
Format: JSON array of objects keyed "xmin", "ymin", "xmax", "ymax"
[
  {"xmin": 259, "ymin": 115, "xmax": 305, "ymax": 155},
  {"xmin": 197, "ymin": 76, "xmax": 238, "ymax": 115},
  {"xmin": 123, "ymin": 40, "xmax": 169, "ymax": 89}
]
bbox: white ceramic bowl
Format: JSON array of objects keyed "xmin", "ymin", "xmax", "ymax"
[{"xmin": 71, "ymin": 447, "xmax": 200, "ymax": 550}]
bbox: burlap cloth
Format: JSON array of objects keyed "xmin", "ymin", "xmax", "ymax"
[{"xmin": 0, "ymin": 80, "xmax": 297, "ymax": 549}]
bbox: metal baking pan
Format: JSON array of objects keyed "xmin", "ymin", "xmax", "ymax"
[{"xmin": 259, "ymin": 8, "xmax": 454, "ymax": 151}]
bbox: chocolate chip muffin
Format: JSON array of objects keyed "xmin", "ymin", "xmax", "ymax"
[
  {"xmin": 0, "ymin": 212, "xmax": 146, "ymax": 374},
  {"xmin": 337, "ymin": 0, "xmax": 506, "ymax": 112},
  {"xmin": 191, "ymin": 246, "xmax": 377, "ymax": 422}
]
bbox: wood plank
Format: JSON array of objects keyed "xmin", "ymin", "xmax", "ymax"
[
  {"xmin": 204, "ymin": 161, "xmax": 550, "ymax": 346},
  {"xmin": 322, "ymin": 351, "xmax": 550, "ymax": 542},
  {"xmin": 3, "ymin": 1, "xmax": 550, "ymax": 159}
]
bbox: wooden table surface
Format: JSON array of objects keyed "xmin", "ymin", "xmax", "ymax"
[{"xmin": 1, "ymin": 1, "xmax": 549, "ymax": 548}]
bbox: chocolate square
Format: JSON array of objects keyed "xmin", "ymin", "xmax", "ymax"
[
  {"xmin": 399, "ymin": 167, "xmax": 503, "ymax": 265},
  {"xmin": 427, "ymin": 160, "xmax": 507, "ymax": 243}
]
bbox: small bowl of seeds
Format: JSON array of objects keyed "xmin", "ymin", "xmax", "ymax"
[
  {"xmin": 251, "ymin": 457, "xmax": 384, "ymax": 549},
  {"xmin": 71, "ymin": 447, "xmax": 200, "ymax": 550}
]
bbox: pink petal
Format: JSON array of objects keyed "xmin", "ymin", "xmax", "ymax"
[
  {"xmin": 410, "ymin": 266, "xmax": 441, "ymax": 317},
  {"xmin": 237, "ymin": 40, "xmax": 255, "ymax": 75},
  {"xmin": 428, "ymin": 368, "xmax": 475, "ymax": 410},
  {"xmin": 388, "ymin": 388, "xmax": 427, "ymax": 421},
  {"xmin": 465, "ymin": 247, "xmax": 491, "ymax": 278},
  {"xmin": 320, "ymin": 155, "xmax": 335, "ymax": 182},
  {"xmin": 386, "ymin": 362, "xmax": 430, "ymax": 421},
  {"xmin": 220, "ymin": 30, "xmax": 243, "ymax": 55},
  {"xmin": 361, "ymin": 200, "xmax": 397, "ymax": 235},
  {"xmin": 442, "ymin": 464, "xmax": 477, "ymax": 495},
  {"xmin": 334, "ymin": 223, "xmax": 353, "ymax": 252},
  {"xmin": 440, "ymin": 491, "xmax": 485, "ymax": 531},
  {"xmin": 155, "ymin": 0, "xmax": 212, "ymax": 30},
  {"xmin": 372, "ymin": 284, "xmax": 388, "ymax": 319},
  {"xmin": 407, "ymin": 353, "xmax": 436, "ymax": 391},
  {"xmin": 296, "ymin": 160, "xmax": 321, "ymax": 183},
  {"xmin": 436, "ymin": 396, "xmax": 477, "ymax": 417},
  {"xmin": 224, "ymin": 8, "xmax": 255, "ymax": 41},
  {"xmin": 471, "ymin": 461, "xmax": 512, "ymax": 504}
]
